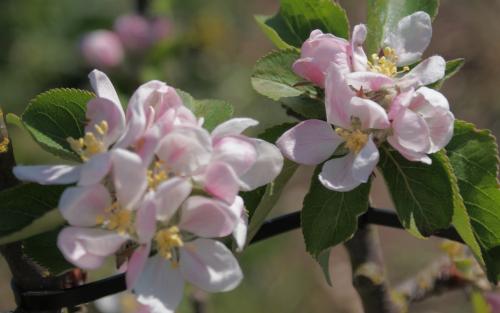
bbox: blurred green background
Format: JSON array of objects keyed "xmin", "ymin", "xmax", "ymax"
[{"xmin": 1, "ymin": 0, "xmax": 499, "ymax": 312}]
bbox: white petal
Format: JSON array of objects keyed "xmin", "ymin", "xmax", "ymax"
[
  {"xmin": 211, "ymin": 118, "xmax": 259, "ymax": 140},
  {"xmin": 350, "ymin": 24, "xmax": 368, "ymax": 71},
  {"xmin": 325, "ymin": 64, "xmax": 355, "ymax": 128},
  {"xmin": 58, "ymin": 184, "xmax": 111, "ymax": 227},
  {"xmin": 351, "ymin": 138, "xmax": 379, "ymax": 183},
  {"xmin": 78, "ymin": 152, "xmax": 112, "ymax": 186},
  {"xmin": 398, "ymin": 56, "xmax": 445, "ymax": 90},
  {"xmin": 385, "ymin": 11, "xmax": 433, "ymax": 66},
  {"xmin": 180, "ymin": 239, "xmax": 243, "ymax": 292},
  {"xmin": 136, "ymin": 192, "xmax": 157, "ymax": 243},
  {"xmin": 212, "ymin": 135, "xmax": 258, "ymax": 176},
  {"xmin": 238, "ymin": 139, "xmax": 284, "ymax": 191},
  {"xmin": 13, "ymin": 165, "xmax": 80, "ymax": 185},
  {"xmin": 155, "ymin": 178, "xmax": 192, "ymax": 222},
  {"xmin": 134, "ymin": 255, "xmax": 184, "ymax": 313},
  {"xmin": 319, "ymin": 154, "xmax": 360, "ymax": 192},
  {"xmin": 231, "ymin": 197, "xmax": 248, "ymax": 252},
  {"xmin": 112, "ymin": 149, "xmax": 148, "ymax": 210},
  {"xmin": 88, "ymin": 70, "xmax": 121, "ymax": 106},
  {"xmin": 348, "ymin": 97, "xmax": 390, "ymax": 130},
  {"xmin": 276, "ymin": 119, "xmax": 341, "ymax": 165}
]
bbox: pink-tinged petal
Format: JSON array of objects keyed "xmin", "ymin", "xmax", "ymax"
[
  {"xmin": 211, "ymin": 118, "xmax": 259, "ymax": 140},
  {"xmin": 13, "ymin": 165, "xmax": 81, "ymax": 185},
  {"xmin": 136, "ymin": 192, "xmax": 157, "ymax": 243},
  {"xmin": 78, "ymin": 152, "xmax": 112, "ymax": 186},
  {"xmin": 86, "ymin": 98, "xmax": 125, "ymax": 146},
  {"xmin": 398, "ymin": 56, "xmax": 445, "ymax": 90},
  {"xmin": 212, "ymin": 136, "xmax": 258, "ymax": 175},
  {"xmin": 58, "ymin": 184, "xmax": 111, "ymax": 227},
  {"xmin": 390, "ymin": 108, "xmax": 431, "ymax": 153},
  {"xmin": 385, "ymin": 11, "xmax": 432, "ymax": 66},
  {"xmin": 325, "ymin": 64, "xmax": 355, "ymax": 128},
  {"xmin": 388, "ymin": 89, "xmax": 414, "ymax": 120},
  {"xmin": 135, "ymin": 127, "xmax": 161, "ymax": 166},
  {"xmin": 387, "ymin": 138, "xmax": 432, "ymax": 164},
  {"xmin": 350, "ymin": 24, "xmax": 368, "ymax": 71},
  {"xmin": 180, "ymin": 196, "xmax": 239, "ymax": 238},
  {"xmin": 180, "ymin": 239, "xmax": 243, "ymax": 292},
  {"xmin": 57, "ymin": 227, "xmax": 127, "ymax": 269},
  {"xmin": 345, "ymin": 72, "xmax": 394, "ymax": 92},
  {"xmin": 292, "ymin": 58, "xmax": 327, "ymax": 88},
  {"xmin": 276, "ymin": 119, "xmax": 341, "ymax": 165},
  {"xmin": 126, "ymin": 244, "xmax": 151, "ymax": 289},
  {"xmin": 411, "ymin": 87, "xmax": 450, "ymax": 114},
  {"xmin": 319, "ymin": 154, "xmax": 360, "ymax": 192},
  {"xmin": 155, "ymin": 177, "xmax": 192, "ymax": 222},
  {"xmin": 153, "ymin": 85, "xmax": 184, "ymax": 122},
  {"xmin": 351, "ymin": 137, "xmax": 379, "ymax": 183},
  {"xmin": 173, "ymin": 106, "xmax": 197, "ymax": 127},
  {"xmin": 230, "ymin": 197, "xmax": 247, "ymax": 252},
  {"xmin": 485, "ymin": 292, "xmax": 500, "ymax": 313},
  {"xmin": 156, "ymin": 126, "xmax": 212, "ymax": 176},
  {"xmin": 134, "ymin": 255, "xmax": 184, "ymax": 313},
  {"xmin": 88, "ymin": 70, "xmax": 121, "ymax": 106},
  {"xmin": 425, "ymin": 108, "xmax": 454, "ymax": 153},
  {"xmin": 112, "ymin": 149, "xmax": 148, "ymax": 210},
  {"xmin": 348, "ymin": 97, "xmax": 390, "ymax": 130},
  {"xmin": 238, "ymin": 139, "xmax": 284, "ymax": 191},
  {"xmin": 203, "ymin": 162, "xmax": 240, "ymax": 204}
]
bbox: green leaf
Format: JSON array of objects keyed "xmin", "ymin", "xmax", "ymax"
[
  {"xmin": 302, "ymin": 166, "xmax": 371, "ymax": 257},
  {"xmin": 252, "ymin": 50, "xmax": 325, "ymax": 120},
  {"xmin": 5, "ymin": 113, "xmax": 23, "ymax": 129},
  {"xmin": 21, "ymin": 89, "xmax": 94, "ymax": 161},
  {"xmin": 429, "ymin": 58, "xmax": 465, "ymax": 89},
  {"xmin": 365, "ymin": 0, "xmax": 439, "ymax": 54},
  {"xmin": 0, "ymin": 183, "xmax": 66, "ymax": 244},
  {"xmin": 256, "ymin": 0, "xmax": 349, "ymax": 48},
  {"xmin": 245, "ymin": 123, "xmax": 299, "ymax": 243},
  {"xmin": 177, "ymin": 90, "xmax": 233, "ymax": 132},
  {"xmin": 22, "ymin": 228, "xmax": 73, "ymax": 275},
  {"xmin": 317, "ymin": 249, "xmax": 333, "ymax": 286},
  {"xmin": 471, "ymin": 291, "xmax": 492, "ymax": 313},
  {"xmin": 378, "ymin": 147, "xmax": 454, "ymax": 237},
  {"xmin": 446, "ymin": 120, "xmax": 500, "ymax": 283}
]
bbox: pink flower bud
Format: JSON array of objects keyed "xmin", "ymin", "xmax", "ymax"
[
  {"xmin": 114, "ymin": 14, "xmax": 152, "ymax": 52},
  {"xmin": 151, "ymin": 17, "xmax": 173, "ymax": 42},
  {"xmin": 81, "ymin": 30, "xmax": 124, "ymax": 69}
]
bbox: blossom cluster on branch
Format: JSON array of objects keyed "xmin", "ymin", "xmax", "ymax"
[
  {"xmin": 277, "ymin": 12, "xmax": 454, "ymax": 191},
  {"xmin": 13, "ymin": 70, "xmax": 283, "ymax": 313}
]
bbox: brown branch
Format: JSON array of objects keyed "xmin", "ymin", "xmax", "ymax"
[
  {"xmin": 345, "ymin": 225, "xmax": 402, "ymax": 313},
  {"xmin": 189, "ymin": 289, "xmax": 208, "ymax": 313}
]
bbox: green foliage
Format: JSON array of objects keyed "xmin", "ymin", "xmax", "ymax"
[
  {"xmin": 471, "ymin": 291, "xmax": 492, "ymax": 313},
  {"xmin": 21, "ymin": 88, "xmax": 94, "ymax": 162},
  {"xmin": 429, "ymin": 58, "xmax": 465, "ymax": 89},
  {"xmin": 255, "ymin": 0, "xmax": 349, "ymax": 48},
  {"xmin": 0, "ymin": 184, "xmax": 66, "ymax": 244},
  {"xmin": 302, "ymin": 166, "xmax": 371, "ymax": 257},
  {"xmin": 177, "ymin": 90, "xmax": 233, "ymax": 131},
  {"xmin": 446, "ymin": 120, "xmax": 500, "ymax": 283},
  {"xmin": 22, "ymin": 228, "xmax": 73, "ymax": 275},
  {"xmin": 252, "ymin": 50, "xmax": 325, "ymax": 120},
  {"xmin": 365, "ymin": 0, "xmax": 439, "ymax": 54},
  {"xmin": 378, "ymin": 148, "xmax": 454, "ymax": 237},
  {"xmin": 245, "ymin": 123, "xmax": 299, "ymax": 243},
  {"xmin": 317, "ymin": 249, "xmax": 333, "ymax": 286}
]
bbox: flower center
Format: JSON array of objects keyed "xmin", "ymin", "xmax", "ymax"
[
  {"xmin": 367, "ymin": 47, "xmax": 409, "ymax": 77},
  {"xmin": 67, "ymin": 121, "xmax": 109, "ymax": 161},
  {"xmin": 0, "ymin": 137, "xmax": 9, "ymax": 153},
  {"xmin": 96, "ymin": 202, "xmax": 133, "ymax": 234},
  {"xmin": 336, "ymin": 128, "xmax": 369, "ymax": 154},
  {"xmin": 147, "ymin": 161, "xmax": 170, "ymax": 190},
  {"xmin": 155, "ymin": 226, "xmax": 184, "ymax": 262}
]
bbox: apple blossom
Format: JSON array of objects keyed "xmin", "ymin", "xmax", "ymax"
[
  {"xmin": 81, "ymin": 30, "xmax": 124, "ymax": 69},
  {"xmin": 277, "ymin": 64, "xmax": 390, "ymax": 191},
  {"xmin": 387, "ymin": 87, "xmax": 454, "ymax": 164},
  {"xmin": 114, "ymin": 14, "xmax": 153, "ymax": 52}
]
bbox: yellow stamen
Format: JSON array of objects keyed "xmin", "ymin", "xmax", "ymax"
[
  {"xmin": 95, "ymin": 202, "xmax": 133, "ymax": 234},
  {"xmin": 67, "ymin": 121, "xmax": 109, "ymax": 161},
  {"xmin": 0, "ymin": 137, "xmax": 9, "ymax": 153},
  {"xmin": 155, "ymin": 226, "xmax": 184, "ymax": 260},
  {"xmin": 367, "ymin": 47, "xmax": 408, "ymax": 77},
  {"xmin": 336, "ymin": 128, "xmax": 369, "ymax": 154},
  {"xmin": 147, "ymin": 161, "xmax": 169, "ymax": 190}
]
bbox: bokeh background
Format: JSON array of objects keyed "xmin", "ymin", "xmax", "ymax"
[{"xmin": 1, "ymin": 0, "xmax": 499, "ymax": 312}]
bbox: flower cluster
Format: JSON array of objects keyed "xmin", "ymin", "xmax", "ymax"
[
  {"xmin": 81, "ymin": 14, "xmax": 172, "ymax": 69},
  {"xmin": 14, "ymin": 70, "xmax": 283, "ymax": 313},
  {"xmin": 277, "ymin": 11, "xmax": 454, "ymax": 191}
]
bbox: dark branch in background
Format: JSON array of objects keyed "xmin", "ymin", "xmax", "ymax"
[
  {"xmin": 15, "ymin": 207, "xmax": 466, "ymax": 312},
  {"xmin": 345, "ymin": 225, "xmax": 401, "ymax": 313},
  {"xmin": 135, "ymin": 0, "xmax": 151, "ymax": 16}
]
